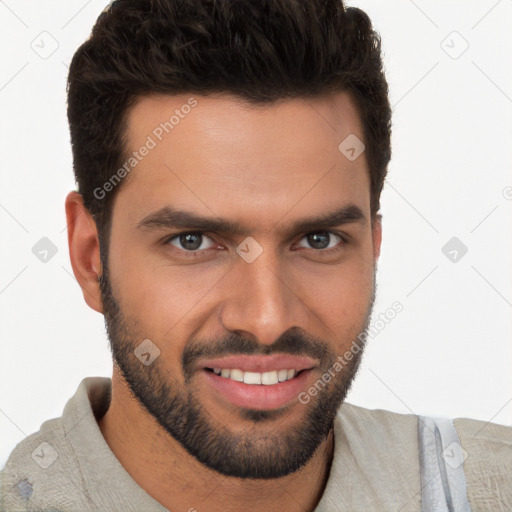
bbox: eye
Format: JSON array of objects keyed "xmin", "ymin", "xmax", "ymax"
[
  {"xmin": 166, "ymin": 232, "xmax": 217, "ymax": 254},
  {"xmin": 295, "ymin": 231, "xmax": 346, "ymax": 252}
]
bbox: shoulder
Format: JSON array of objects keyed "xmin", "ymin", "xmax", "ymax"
[
  {"xmin": 0, "ymin": 377, "xmax": 111, "ymax": 511},
  {"xmin": 454, "ymin": 415, "xmax": 512, "ymax": 509},
  {"xmin": 330, "ymin": 402, "xmax": 422, "ymax": 510},
  {"xmin": 336, "ymin": 401, "xmax": 419, "ymax": 441},
  {"xmin": 334, "ymin": 402, "xmax": 420, "ymax": 469},
  {"xmin": 0, "ymin": 415, "xmax": 87, "ymax": 511},
  {"xmin": 336, "ymin": 403, "xmax": 512, "ymax": 508}
]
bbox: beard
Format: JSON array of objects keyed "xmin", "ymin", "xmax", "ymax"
[{"xmin": 99, "ymin": 261, "xmax": 376, "ymax": 480}]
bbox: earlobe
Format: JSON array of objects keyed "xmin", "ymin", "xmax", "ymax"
[{"xmin": 65, "ymin": 191, "xmax": 104, "ymax": 313}]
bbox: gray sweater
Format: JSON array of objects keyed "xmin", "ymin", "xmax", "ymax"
[{"xmin": 1, "ymin": 377, "xmax": 511, "ymax": 511}]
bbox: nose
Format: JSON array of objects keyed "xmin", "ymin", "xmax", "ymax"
[{"xmin": 219, "ymin": 243, "xmax": 306, "ymax": 346}]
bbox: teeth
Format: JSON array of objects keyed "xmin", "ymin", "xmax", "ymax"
[
  {"xmin": 278, "ymin": 369, "xmax": 288, "ymax": 382},
  {"xmin": 230, "ymin": 369, "xmax": 244, "ymax": 382},
  {"xmin": 212, "ymin": 368, "xmax": 298, "ymax": 385},
  {"xmin": 261, "ymin": 370, "xmax": 278, "ymax": 385},
  {"xmin": 244, "ymin": 372, "xmax": 261, "ymax": 385}
]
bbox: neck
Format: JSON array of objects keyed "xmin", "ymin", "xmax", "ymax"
[{"xmin": 98, "ymin": 370, "xmax": 335, "ymax": 512}]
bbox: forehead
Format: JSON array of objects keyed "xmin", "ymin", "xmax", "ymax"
[{"xmin": 115, "ymin": 91, "xmax": 370, "ymax": 230}]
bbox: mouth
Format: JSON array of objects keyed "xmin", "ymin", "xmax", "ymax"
[{"xmin": 200, "ymin": 366, "xmax": 314, "ymax": 411}]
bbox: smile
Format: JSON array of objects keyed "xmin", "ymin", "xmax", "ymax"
[{"xmin": 201, "ymin": 367, "xmax": 313, "ymax": 410}]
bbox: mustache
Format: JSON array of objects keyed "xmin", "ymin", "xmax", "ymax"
[{"xmin": 182, "ymin": 326, "xmax": 332, "ymax": 378}]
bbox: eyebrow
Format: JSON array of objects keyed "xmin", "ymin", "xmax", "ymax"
[{"xmin": 136, "ymin": 203, "xmax": 367, "ymax": 236}]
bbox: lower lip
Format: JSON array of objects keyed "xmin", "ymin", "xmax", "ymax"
[{"xmin": 201, "ymin": 369, "xmax": 313, "ymax": 410}]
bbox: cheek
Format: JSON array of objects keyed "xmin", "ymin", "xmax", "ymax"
[
  {"xmin": 302, "ymin": 253, "xmax": 375, "ymax": 344},
  {"xmin": 108, "ymin": 247, "xmax": 223, "ymax": 358},
  {"xmin": 318, "ymin": 274, "xmax": 373, "ymax": 326}
]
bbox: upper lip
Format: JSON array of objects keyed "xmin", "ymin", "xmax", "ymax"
[{"xmin": 199, "ymin": 354, "xmax": 318, "ymax": 373}]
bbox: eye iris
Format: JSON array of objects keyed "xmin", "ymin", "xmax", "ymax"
[
  {"xmin": 180, "ymin": 233, "xmax": 202, "ymax": 250},
  {"xmin": 308, "ymin": 232, "xmax": 330, "ymax": 250}
]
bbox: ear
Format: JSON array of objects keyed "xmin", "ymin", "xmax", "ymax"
[
  {"xmin": 371, "ymin": 213, "xmax": 382, "ymax": 262},
  {"xmin": 65, "ymin": 191, "xmax": 103, "ymax": 313}
]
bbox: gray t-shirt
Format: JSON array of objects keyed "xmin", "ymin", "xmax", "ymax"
[{"xmin": 1, "ymin": 377, "xmax": 511, "ymax": 511}]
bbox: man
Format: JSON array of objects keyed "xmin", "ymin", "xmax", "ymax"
[{"xmin": 1, "ymin": 0, "xmax": 511, "ymax": 510}]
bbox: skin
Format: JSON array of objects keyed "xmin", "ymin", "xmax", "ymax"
[{"xmin": 65, "ymin": 91, "xmax": 382, "ymax": 512}]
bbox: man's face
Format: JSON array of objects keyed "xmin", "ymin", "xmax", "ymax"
[{"xmin": 99, "ymin": 92, "xmax": 380, "ymax": 479}]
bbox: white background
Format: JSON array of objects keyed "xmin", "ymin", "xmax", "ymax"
[{"xmin": 1, "ymin": 0, "xmax": 511, "ymax": 468}]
